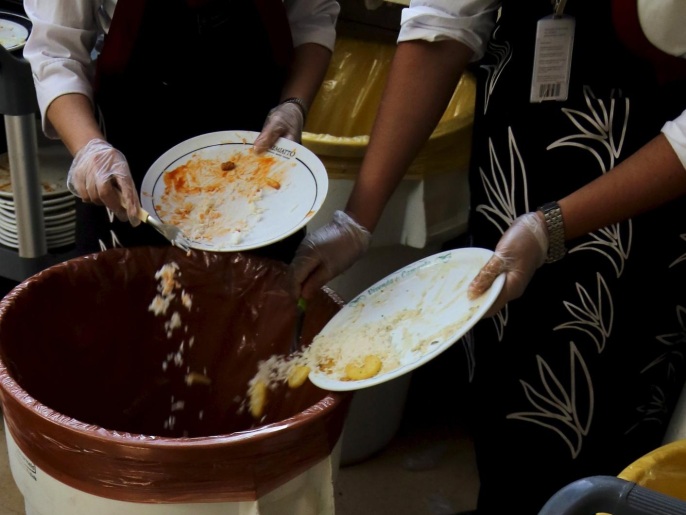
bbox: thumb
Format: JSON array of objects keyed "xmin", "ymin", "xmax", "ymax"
[{"xmin": 468, "ymin": 254, "xmax": 506, "ymax": 300}]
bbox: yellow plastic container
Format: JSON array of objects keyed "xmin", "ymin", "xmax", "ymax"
[
  {"xmin": 302, "ymin": 35, "xmax": 476, "ymax": 179},
  {"xmin": 618, "ymin": 439, "xmax": 686, "ymax": 502}
]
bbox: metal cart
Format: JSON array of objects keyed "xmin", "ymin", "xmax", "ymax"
[{"xmin": 0, "ymin": 20, "xmax": 79, "ymax": 282}]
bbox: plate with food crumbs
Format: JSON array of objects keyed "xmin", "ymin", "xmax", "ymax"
[
  {"xmin": 140, "ymin": 130, "xmax": 328, "ymax": 252},
  {"xmin": 0, "ymin": 146, "xmax": 71, "ymax": 199},
  {"xmin": 307, "ymin": 247, "xmax": 505, "ymax": 391},
  {"xmin": 0, "ymin": 11, "xmax": 31, "ymax": 52}
]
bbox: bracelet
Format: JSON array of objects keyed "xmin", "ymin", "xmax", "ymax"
[
  {"xmin": 538, "ymin": 201, "xmax": 567, "ymax": 263},
  {"xmin": 281, "ymin": 97, "xmax": 308, "ymax": 120}
]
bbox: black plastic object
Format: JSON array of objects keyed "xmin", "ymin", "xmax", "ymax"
[
  {"xmin": 0, "ymin": 42, "xmax": 37, "ymax": 116},
  {"xmin": 538, "ymin": 475, "xmax": 686, "ymax": 515}
]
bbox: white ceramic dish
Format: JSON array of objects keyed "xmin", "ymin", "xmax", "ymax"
[
  {"xmin": 141, "ymin": 130, "xmax": 328, "ymax": 252},
  {"xmin": 0, "ymin": 146, "xmax": 71, "ymax": 199},
  {"xmin": 0, "ymin": 198, "xmax": 74, "ymax": 215},
  {"xmin": 0, "ymin": 11, "xmax": 30, "ymax": 52},
  {"xmin": 307, "ymin": 248, "xmax": 505, "ymax": 392}
]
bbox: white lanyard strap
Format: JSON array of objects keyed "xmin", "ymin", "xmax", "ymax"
[{"xmin": 553, "ymin": 0, "xmax": 568, "ymax": 17}]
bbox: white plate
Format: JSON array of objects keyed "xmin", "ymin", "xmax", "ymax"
[
  {"xmin": 140, "ymin": 130, "xmax": 328, "ymax": 252},
  {"xmin": 0, "ymin": 11, "xmax": 30, "ymax": 52},
  {"xmin": 0, "ymin": 145, "xmax": 71, "ymax": 199},
  {"xmin": 0, "ymin": 229, "xmax": 74, "ymax": 249},
  {"xmin": 0, "ymin": 209, "xmax": 75, "ymax": 228},
  {"xmin": 307, "ymin": 248, "xmax": 505, "ymax": 392},
  {"xmin": 0, "ymin": 195, "xmax": 74, "ymax": 212}
]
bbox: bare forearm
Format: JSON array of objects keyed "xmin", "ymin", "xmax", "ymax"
[
  {"xmin": 559, "ymin": 134, "xmax": 686, "ymax": 240},
  {"xmin": 46, "ymin": 93, "xmax": 104, "ymax": 156},
  {"xmin": 345, "ymin": 39, "xmax": 473, "ymax": 231},
  {"xmin": 280, "ymin": 43, "xmax": 332, "ymax": 110}
]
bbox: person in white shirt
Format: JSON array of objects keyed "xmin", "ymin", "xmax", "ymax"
[
  {"xmin": 290, "ymin": 1, "xmax": 686, "ymax": 513},
  {"xmin": 23, "ymin": 0, "xmax": 339, "ymax": 259}
]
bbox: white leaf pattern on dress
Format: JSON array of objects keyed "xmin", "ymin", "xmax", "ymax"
[
  {"xmin": 669, "ymin": 234, "xmax": 686, "ymax": 268},
  {"xmin": 507, "ymin": 342, "xmax": 593, "ymax": 458},
  {"xmin": 641, "ymin": 305, "xmax": 686, "ymax": 378},
  {"xmin": 624, "ymin": 385, "xmax": 669, "ymax": 435},
  {"xmin": 476, "ymin": 127, "xmax": 531, "ymax": 235},
  {"xmin": 461, "ymin": 330, "xmax": 476, "ymax": 382},
  {"xmin": 554, "ymin": 273, "xmax": 613, "ymax": 354},
  {"xmin": 480, "ymin": 25, "xmax": 512, "ymax": 116},
  {"xmin": 547, "ymin": 86, "xmax": 632, "ymax": 277}
]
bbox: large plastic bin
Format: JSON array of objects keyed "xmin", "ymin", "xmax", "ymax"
[{"xmin": 0, "ymin": 247, "xmax": 351, "ymax": 514}]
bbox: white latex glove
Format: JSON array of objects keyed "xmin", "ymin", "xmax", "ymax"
[
  {"xmin": 67, "ymin": 138, "xmax": 141, "ymax": 226},
  {"xmin": 253, "ymin": 101, "xmax": 305, "ymax": 153},
  {"xmin": 290, "ymin": 210, "xmax": 372, "ymax": 300},
  {"xmin": 467, "ymin": 212, "xmax": 549, "ymax": 317}
]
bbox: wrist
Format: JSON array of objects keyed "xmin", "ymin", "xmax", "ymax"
[{"xmin": 280, "ymin": 97, "xmax": 308, "ymax": 121}]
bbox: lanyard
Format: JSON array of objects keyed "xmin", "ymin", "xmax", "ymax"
[{"xmin": 553, "ymin": 0, "xmax": 568, "ymax": 17}]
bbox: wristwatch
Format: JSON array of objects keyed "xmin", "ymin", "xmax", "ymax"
[
  {"xmin": 538, "ymin": 201, "xmax": 567, "ymax": 263},
  {"xmin": 281, "ymin": 97, "xmax": 308, "ymax": 120}
]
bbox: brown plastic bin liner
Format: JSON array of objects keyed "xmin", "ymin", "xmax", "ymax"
[{"xmin": 0, "ymin": 246, "xmax": 351, "ymax": 503}]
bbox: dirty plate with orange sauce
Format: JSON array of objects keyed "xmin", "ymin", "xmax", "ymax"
[
  {"xmin": 140, "ymin": 130, "xmax": 328, "ymax": 252},
  {"xmin": 307, "ymin": 248, "xmax": 505, "ymax": 391}
]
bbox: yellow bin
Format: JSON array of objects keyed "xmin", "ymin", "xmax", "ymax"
[{"xmin": 302, "ymin": 35, "xmax": 476, "ymax": 179}]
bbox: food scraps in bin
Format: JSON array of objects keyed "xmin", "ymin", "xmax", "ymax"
[
  {"xmin": 149, "ymin": 262, "xmax": 203, "ymax": 380},
  {"xmin": 246, "ymin": 354, "xmax": 313, "ymax": 420},
  {"xmin": 245, "ymin": 338, "xmax": 391, "ymax": 419}
]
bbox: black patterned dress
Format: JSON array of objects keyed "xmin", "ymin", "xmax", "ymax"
[{"xmin": 461, "ymin": 1, "xmax": 686, "ymax": 512}]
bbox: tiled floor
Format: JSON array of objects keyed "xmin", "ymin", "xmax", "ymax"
[{"xmin": 0, "ymin": 348, "xmax": 479, "ymax": 515}]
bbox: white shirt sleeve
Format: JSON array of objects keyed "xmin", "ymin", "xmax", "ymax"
[
  {"xmin": 663, "ymin": 110, "xmax": 686, "ymax": 171},
  {"xmin": 397, "ymin": 0, "xmax": 500, "ymax": 61},
  {"xmin": 637, "ymin": 0, "xmax": 686, "ymax": 58},
  {"xmin": 22, "ymin": 0, "xmax": 101, "ymax": 139},
  {"xmin": 285, "ymin": 0, "xmax": 340, "ymax": 52}
]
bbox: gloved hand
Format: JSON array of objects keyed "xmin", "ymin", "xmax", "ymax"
[
  {"xmin": 253, "ymin": 101, "xmax": 305, "ymax": 153},
  {"xmin": 290, "ymin": 210, "xmax": 372, "ymax": 300},
  {"xmin": 467, "ymin": 212, "xmax": 549, "ymax": 317},
  {"xmin": 67, "ymin": 138, "xmax": 141, "ymax": 226}
]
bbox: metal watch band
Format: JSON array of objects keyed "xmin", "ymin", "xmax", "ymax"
[
  {"xmin": 281, "ymin": 97, "xmax": 308, "ymax": 120},
  {"xmin": 538, "ymin": 201, "xmax": 567, "ymax": 263}
]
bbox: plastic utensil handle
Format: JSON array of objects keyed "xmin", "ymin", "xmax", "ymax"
[
  {"xmin": 137, "ymin": 207, "xmax": 151, "ymax": 224},
  {"xmin": 538, "ymin": 475, "xmax": 686, "ymax": 515}
]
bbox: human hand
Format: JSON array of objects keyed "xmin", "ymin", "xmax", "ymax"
[
  {"xmin": 467, "ymin": 212, "xmax": 549, "ymax": 317},
  {"xmin": 253, "ymin": 101, "xmax": 305, "ymax": 153},
  {"xmin": 290, "ymin": 210, "xmax": 372, "ymax": 300},
  {"xmin": 67, "ymin": 138, "xmax": 141, "ymax": 226}
]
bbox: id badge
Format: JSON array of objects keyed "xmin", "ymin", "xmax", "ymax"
[{"xmin": 530, "ymin": 14, "xmax": 575, "ymax": 102}]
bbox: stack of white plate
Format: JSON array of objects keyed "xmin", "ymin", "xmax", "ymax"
[{"xmin": 0, "ymin": 145, "xmax": 75, "ymax": 250}]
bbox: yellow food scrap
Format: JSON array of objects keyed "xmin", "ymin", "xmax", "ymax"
[
  {"xmin": 249, "ymin": 380, "xmax": 268, "ymax": 419},
  {"xmin": 287, "ymin": 365, "xmax": 311, "ymax": 389},
  {"xmin": 344, "ymin": 355, "xmax": 382, "ymax": 381},
  {"xmin": 185, "ymin": 372, "xmax": 211, "ymax": 386}
]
